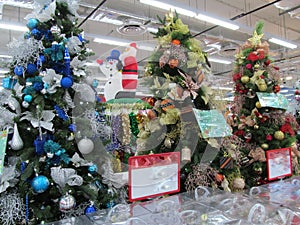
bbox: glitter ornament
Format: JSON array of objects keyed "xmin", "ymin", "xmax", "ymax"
[
  {"xmin": 84, "ymin": 203, "xmax": 97, "ymax": 215},
  {"xmin": 261, "ymin": 143, "xmax": 269, "ymax": 150},
  {"xmin": 22, "ymin": 101, "xmax": 30, "ymax": 108},
  {"xmin": 31, "ymin": 28, "xmax": 42, "ymax": 40},
  {"xmin": 50, "ymin": 25, "xmax": 61, "ymax": 35},
  {"xmin": 24, "ymin": 94, "xmax": 33, "ymax": 103},
  {"xmin": 78, "ymin": 137, "xmax": 94, "ymax": 154},
  {"xmin": 10, "ymin": 123, "xmax": 24, "ymax": 150},
  {"xmin": 31, "ymin": 175, "xmax": 50, "ymax": 193},
  {"xmin": 59, "ymin": 194, "xmax": 76, "ymax": 212},
  {"xmin": 232, "ymin": 177, "xmax": 245, "ymax": 191},
  {"xmin": 88, "ymin": 164, "xmax": 98, "ymax": 174},
  {"xmin": 14, "ymin": 65, "xmax": 24, "ymax": 76},
  {"xmin": 274, "ymin": 130, "xmax": 285, "ymax": 140},
  {"xmin": 26, "ymin": 63, "xmax": 38, "ymax": 75},
  {"xmin": 61, "ymin": 77, "xmax": 73, "ymax": 88},
  {"xmin": 27, "ymin": 18, "xmax": 39, "ymax": 30}
]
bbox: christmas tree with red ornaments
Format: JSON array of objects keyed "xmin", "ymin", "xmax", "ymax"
[{"xmin": 211, "ymin": 22, "xmax": 300, "ymax": 190}]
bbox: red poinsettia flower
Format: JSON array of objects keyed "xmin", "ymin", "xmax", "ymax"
[
  {"xmin": 257, "ymin": 49, "xmax": 265, "ymax": 59},
  {"xmin": 247, "ymin": 52, "xmax": 259, "ymax": 62},
  {"xmin": 234, "ymin": 129, "xmax": 245, "ymax": 137},
  {"xmin": 233, "ymin": 73, "xmax": 241, "ymax": 82},
  {"xmin": 280, "ymin": 123, "xmax": 295, "ymax": 136},
  {"xmin": 266, "ymin": 134, "xmax": 273, "ymax": 141}
]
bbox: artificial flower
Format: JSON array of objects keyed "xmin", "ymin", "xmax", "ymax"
[
  {"xmin": 280, "ymin": 123, "xmax": 295, "ymax": 136},
  {"xmin": 233, "ymin": 73, "xmax": 241, "ymax": 82},
  {"xmin": 247, "ymin": 52, "xmax": 259, "ymax": 62},
  {"xmin": 246, "ymin": 64, "xmax": 252, "ymax": 69},
  {"xmin": 266, "ymin": 134, "xmax": 273, "ymax": 141}
]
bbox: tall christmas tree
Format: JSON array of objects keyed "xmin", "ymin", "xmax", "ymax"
[
  {"xmin": 140, "ymin": 12, "xmax": 227, "ymax": 192},
  {"xmin": 0, "ymin": 1, "xmax": 117, "ymax": 224},
  {"xmin": 211, "ymin": 22, "xmax": 300, "ymax": 190}
]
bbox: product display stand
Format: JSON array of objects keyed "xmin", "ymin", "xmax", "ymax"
[{"xmin": 45, "ymin": 176, "xmax": 300, "ymax": 225}]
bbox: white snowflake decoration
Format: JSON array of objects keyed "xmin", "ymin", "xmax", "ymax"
[
  {"xmin": 7, "ymin": 37, "xmax": 44, "ymax": 68},
  {"xmin": 0, "ymin": 193, "xmax": 26, "ymax": 225}
]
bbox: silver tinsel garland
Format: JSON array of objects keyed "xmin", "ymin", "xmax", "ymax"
[{"xmin": 0, "ymin": 193, "xmax": 26, "ymax": 225}]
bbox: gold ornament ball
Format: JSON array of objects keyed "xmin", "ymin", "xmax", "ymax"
[
  {"xmin": 232, "ymin": 177, "xmax": 245, "ymax": 190},
  {"xmin": 261, "ymin": 143, "xmax": 269, "ymax": 149},
  {"xmin": 274, "ymin": 130, "xmax": 285, "ymax": 140},
  {"xmin": 255, "ymin": 101, "xmax": 262, "ymax": 108},
  {"xmin": 258, "ymin": 84, "xmax": 267, "ymax": 92},
  {"xmin": 254, "ymin": 64, "xmax": 260, "ymax": 69},
  {"xmin": 241, "ymin": 76, "xmax": 250, "ymax": 84},
  {"xmin": 254, "ymin": 125, "xmax": 259, "ymax": 129}
]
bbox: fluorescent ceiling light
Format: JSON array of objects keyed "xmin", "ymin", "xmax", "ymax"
[
  {"xmin": 147, "ymin": 27, "xmax": 158, "ymax": 33},
  {"xmin": 209, "ymin": 57, "xmax": 232, "ymax": 64},
  {"xmin": 93, "ymin": 36, "xmax": 155, "ymax": 51},
  {"xmin": 99, "ymin": 17, "xmax": 124, "ymax": 26},
  {"xmin": 195, "ymin": 14, "xmax": 239, "ymax": 30},
  {"xmin": 0, "ymin": 55, "xmax": 13, "ymax": 59},
  {"xmin": 140, "ymin": 0, "xmax": 197, "ymax": 17},
  {"xmin": 269, "ymin": 38, "xmax": 297, "ymax": 49},
  {"xmin": 0, "ymin": 22, "xmax": 28, "ymax": 32},
  {"xmin": 139, "ymin": 0, "xmax": 239, "ymax": 30},
  {"xmin": 94, "ymin": 37, "xmax": 129, "ymax": 46}
]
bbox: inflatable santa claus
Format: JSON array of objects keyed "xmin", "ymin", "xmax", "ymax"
[{"xmin": 119, "ymin": 43, "xmax": 138, "ymax": 92}]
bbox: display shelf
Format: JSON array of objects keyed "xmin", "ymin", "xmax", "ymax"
[{"xmin": 45, "ymin": 177, "xmax": 300, "ymax": 225}]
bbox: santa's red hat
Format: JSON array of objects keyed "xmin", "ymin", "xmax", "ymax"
[{"xmin": 129, "ymin": 42, "xmax": 137, "ymax": 49}]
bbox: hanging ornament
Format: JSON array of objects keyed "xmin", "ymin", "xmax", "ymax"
[
  {"xmin": 274, "ymin": 130, "xmax": 285, "ymax": 140},
  {"xmin": 254, "ymin": 125, "xmax": 259, "ymax": 129},
  {"xmin": 26, "ymin": 63, "xmax": 38, "ymax": 75},
  {"xmin": 50, "ymin": 25, "xmax": 61, "ymax": 35},
  {"xmin": 26, "ymin": 18, "xmax": 39, "ymax": 30},
  {"xmin": 84, "ymin": 202, "xmax": 97, "ymax": 215},
  {"xmin": 64, "ymin": 46, "xmax": 71, "ymax": 76},
  {"xmin": 261, "ymin": 143, "xmax": 269, "ymax": 150},
  {"xmin": 255, "ymin": 101, "xmax": 261, "ymax": 108},
  {"xmin": 34, "ymin": 135, "xmax": 46, "ymax": 156},
  {"xmin": 61, "ymin": 77, "xmax": 73, "ymax": 88},
  {"xmin": 88, "ymin": 164, "xmax": 98, "ymax": 174},
  {"xmin": 241, "ymin": 76, "xmax": 250, "ymax": 84},
  {"xmin": 31, "ymin": 175, "xmax": 50, "ymax": 193},
  {"xmin": 10, "ymin": 123, "xmax": 24, "ymax": 151},
  {"xmin": 24, "ymin": 94, "xmax": 33, "ymax": 103},
  {"xmin": 14, "ymin": 65, "xmax": 24, "ymax": 76},
  {"xmin": 77, "ymin": 137, "xmax": 94, "ymax": 154},
  {"xmin": 232, "ymin": 177, "xmax": 245, "ymax": 191},
  {"xmin": 181, "ymin": 146, "xmax": 191, "ymax": 163},
  {"xmin": 22, "ymin": 101, "xmax": 30, "ymax": 108},
  {"xmin": 59, "ymin": 194, "xmax": 76, "ymax": 212}
]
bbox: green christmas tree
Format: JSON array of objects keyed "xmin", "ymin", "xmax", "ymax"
[
  {"xmin": 211, "ymin": 22, "xmax": 300, "ymax": 191},
  {"xmin": 139, "ymin": 12, "xmax": 226, "ymax": 192},
  {"xmin": 0, "ymin": 1, "xmax": 118, "ymax": 224}
]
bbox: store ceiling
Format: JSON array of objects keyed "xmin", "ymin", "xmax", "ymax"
[{"xmin": 1, "ymin": 0, "xmax": 300, "ymax": 97}]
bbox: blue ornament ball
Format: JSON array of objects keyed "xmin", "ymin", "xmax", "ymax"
[
  {"xmin": 31, "ymin": 175, "xmax": 50, "ymax": 193},
  {"xmin": 14, "ymin": 65, "xmax": 24, "ymax": 76},
  {"xmin": 88, "ymin": 164, "xmax": 98, "ymax": 174},
  {"xmin": 31, "ymin": 28, "xmax": 42, "ymax": 40},
  {"xmin": 24, "ymin": 94, "xmax": 33, "ymax": 103},
  {"xmin": 84, "ymin": 204, "xmax": 97, "ymax": 215},
  {"xmin": 26, "ymin": 63, "xmax": 38, "ymax": 75},
  {"xmin": 27, "ymin": 18, "xmax": 39, "ymax": 30},
  {"xmin": 61, "ymin": 77, "xmax": 73, "ymax": 88}
]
